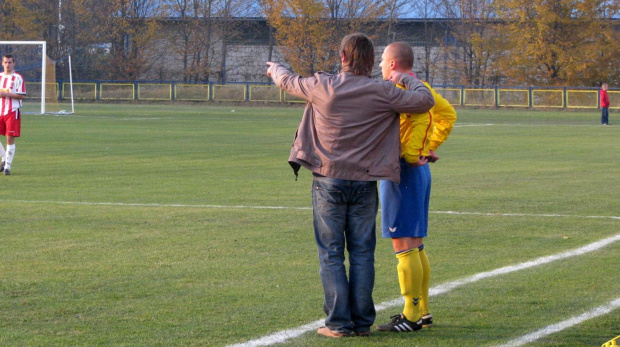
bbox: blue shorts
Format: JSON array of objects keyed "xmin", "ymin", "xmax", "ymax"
[{"xmin": 379, "ymin": 160, "xmax": 431, "ymax": 238}]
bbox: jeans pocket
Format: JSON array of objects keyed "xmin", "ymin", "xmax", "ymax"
[
  {"xmin": 314, "ymin": 184, "xmax": 344, "ymax": 208},
  {"xmin": 353, "ymin": 182, "xmax": 377, "ymax": 208}
]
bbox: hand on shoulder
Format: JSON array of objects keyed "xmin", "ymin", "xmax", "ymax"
[
  {"xmin": 266, "ymin": 62, "xmax": 277, "ymax": 77},
  {"xmin": 387, "ymin": 71, "xmax": 402, "ymax": 84}
]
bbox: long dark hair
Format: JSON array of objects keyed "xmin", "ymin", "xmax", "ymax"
[{"xmin": 339, "ymin": 33, "xmax": 374, "ymax": 77}]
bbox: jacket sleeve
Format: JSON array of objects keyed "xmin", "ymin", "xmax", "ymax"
[
  {"xmin": 428, "ymin": 89, "xmax": 457, "ymax": 152},
  {"xmin": 268, "ymin": 63, "xmax": 317, "ymax": 102},
  {"xmin": 387, "ymin": 73, "xmax": 435, "ymax": 114}
]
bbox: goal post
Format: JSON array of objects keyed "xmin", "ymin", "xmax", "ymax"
[
  {"xmin": 0, "ymin": 40, "xmax": 74, "ymax": 115},
  {"xmin": 0, "ymin": 41, "xmax": 46, "ymax": 114}
]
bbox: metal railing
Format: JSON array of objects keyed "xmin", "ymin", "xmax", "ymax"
[{"xmin": 28, "ymin": 80, "xmax": 620, "ymax": 109}]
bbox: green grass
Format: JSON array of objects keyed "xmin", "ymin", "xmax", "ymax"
[{"xmin": 0, "ymin": 104, "xmax": 618, "ymax": 346}]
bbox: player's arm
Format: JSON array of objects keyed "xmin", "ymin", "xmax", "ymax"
[
  {"xmin": 428, "ymin": 91, "xmax": 456, "ymax": 153},
  {"xmin": 392, "ymin": 82, "xmax": 434, "ymax": 165},
  {"xmin": 266, "ymin": 62, "xmax": 317, "ymax": 101},
  {"xmin": 0, "ymin": 80, "xmax": 26, "ymax": 99},
  {"xmin": 0, "ymin": 90, "xmax": 25, "ymax": 99},
  {"xmin": 388, "ymin": 72, "xmax": 434, "ymax": 115},
  {"xmin": 402, "ymin": 111, "xmax": 433, "ymax": 165}
]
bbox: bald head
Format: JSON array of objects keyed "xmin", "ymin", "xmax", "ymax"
[
  {"xmin": 379, "ymin": 42, "xmax": 414, "ymax": 80},
  {"xmin": 388, "ymin": 42, "xmax": 414, "ymax": 70}
]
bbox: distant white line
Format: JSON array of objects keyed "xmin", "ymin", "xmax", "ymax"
[
  {"xmin": 454, "ymin": 123, "xmax": 605, "ymax": 128},
  {"xmin": 10, "ymin": 200, "xmax": 313, "ymax": 210},
  {"xmin": 454, "ymin": 123, "xmax": 495, "ymax": 127},
  {"xmin": 8, "ymin": 200, "xmax": 620, "ymax": 220},
  {"xmin": 117, "ymin": 117, "xmax": 163, "ymax": 121},
  {"xmin": 433, "ymin": 210, "xmax": 620, "ymax": 221},
  {"xmin": 498, "ymin": 297, "xmax": 620, "ymax": 347},
  {"xmin": 227, "ymin": 234, "xmax": 620, "ymax": 347}
]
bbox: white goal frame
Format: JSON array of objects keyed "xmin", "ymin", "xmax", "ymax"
[
  {"xmin": 0, "ymin": 40, "xmax": 48, "ymax": 114},
  {"xmin": 0, "ymin": 41, "xmax": 75, "ymax": 114}
]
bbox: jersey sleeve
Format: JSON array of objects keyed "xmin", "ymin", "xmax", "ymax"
[
  {"xmin": 401, "ymin": 111, "xmax": 433, "ymax": 163},
  {"xmin": 428, "ymin": 90, "xmax": 457, "ymax": 152},
  {"xmin": 15, "ymin": 75, "xmax": 26, "ymax": 95},
  {"xmin": 395, "ymin": 82, "xmax": 433, "ymax": 164}
]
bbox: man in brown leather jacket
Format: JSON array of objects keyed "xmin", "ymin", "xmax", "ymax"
[{"xmin": 266, "ymin": 33, "xmax": 434, "ymax": 338}]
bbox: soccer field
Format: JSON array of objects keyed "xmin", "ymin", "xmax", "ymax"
[{"xmin": 0, "ymin": 104, "xmax": 618, "ymax": 346}]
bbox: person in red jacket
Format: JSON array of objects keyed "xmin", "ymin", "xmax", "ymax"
[{"xmin": 600, "ymin": 83, "xmax": 610, "ymax": 125}]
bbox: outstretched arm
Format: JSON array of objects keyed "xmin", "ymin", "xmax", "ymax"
[
  {"xmin": 0, "ymin": 90, "xmax": 25, "ymax": 99},
  {"xmin": 266, "ymin": 62, "xmax": 317, "ymax": 101}
]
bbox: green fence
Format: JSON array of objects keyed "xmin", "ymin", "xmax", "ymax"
[{"xmin": 34, "ymin": 81, "xmax": 620, "ymax": 109}]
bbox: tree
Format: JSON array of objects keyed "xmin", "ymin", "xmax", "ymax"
[
  {"xmin": 0, "ymin": 0, "xmax": 84, "ymax": 80},
  {"xmin": 261, "ymin": 0, "xmax": 389, "ymax": 76},
  {"xmin": 380, "ymin": 0, "xmax": 407, "ymax": 44},
  {"xmin": 162, "ymin": 0, "xmax": 259, "ymax": 82},
  {"xmin": 102, "ymin": 0, "xmax": 163, "ymax": 80},
  {"xmin": 50, "ymin": 0, "xmax": 163, "ymax": 81},
  {"xmin": 494, "ymin": 0, "xmax": 620, "ymax": 86},
  {"xmin": 406, "ymin": 0, "xmax": 444, "ymax": 83},
  {"xmin": 435, "ymin": 0, "xmax": 502, "ymax": 85},
  {"xmin": 161, "ymin": 0, "xmax": 218, "ymax": 82},
  {"xmin": 261, "ymin": 0, "xmax": 336, "ymax": 76},
  {"xmin": 213, "ymin": 0, "xmax": 260, "ymax": 82}
]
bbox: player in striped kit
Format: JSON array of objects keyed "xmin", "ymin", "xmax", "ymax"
[{"xmin": 0, "ymin": 54, "xmax": 27, "ymax": 175}]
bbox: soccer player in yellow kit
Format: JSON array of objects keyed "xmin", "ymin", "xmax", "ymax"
[{"xmin": 377, "ymin": 42, "xmax": 457, "ymax": 332}]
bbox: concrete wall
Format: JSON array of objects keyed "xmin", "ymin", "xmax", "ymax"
[{"xmin": 140, "ymin": 18, "xmax": 455, "ymax": 85}]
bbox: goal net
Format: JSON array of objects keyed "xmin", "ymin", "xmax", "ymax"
[{"xmin": 0, "ymin": 41, "xmax": 74, "ymax": 114}]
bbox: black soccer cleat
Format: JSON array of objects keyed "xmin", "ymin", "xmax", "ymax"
[
  {"xmin": 3, "ymin": 168, "xmax": 10, "ymax": 175},
  {"xmin": 376, "ymin": 314, "xmax": 422, "ymax": 332},
  {"xmin": 421, "ymin": 314, "xmax": 433, "ymax": 328}
]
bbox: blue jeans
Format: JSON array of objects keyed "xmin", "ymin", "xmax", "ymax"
[
  {"xmin": 312, "ymin": 176, "xmax": 377, "ymax": 333},
  {"xmin": 602, "ymin": 107, "xmax": 609, "ymax": 124}
]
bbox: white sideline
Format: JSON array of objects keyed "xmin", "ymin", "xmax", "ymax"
[
  {"xmin": 433, "ymin": 210, "xmax": 620, "ymax": 221},
  {"xmin": 9, "ymin": 200, "xmax": 620, "ymax": 221},
  {"xmin": 227, "ymin": 234, "xmax": 620, "ymax": 347},
  {"xmin": 10, "ymin": 200, "xmax": 313, "ymax": 210},
  {"xmin": 7, "ymin": 199, "xmax": 620, "ymax": 344},
  {"xmin": 499, "ymin": 297, "xmax": 620, "ymax": 347}
]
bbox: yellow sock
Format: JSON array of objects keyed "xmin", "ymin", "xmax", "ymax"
[
  {"xmin": 419, "ymin": 246, "xmax": 431, "ymax": 316},
  {"xmin": 396, "ymin": 248, "xmax": 423, "ymax": 321}
]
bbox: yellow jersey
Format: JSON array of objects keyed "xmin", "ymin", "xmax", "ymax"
[{"xmin": 397, "ymin": 81, "xmax": 457, "ymax": 163}]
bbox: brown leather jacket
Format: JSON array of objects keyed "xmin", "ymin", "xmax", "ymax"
[{"xmin": 268, "ymin": 64, "xmax": 435, "ymax": 183}]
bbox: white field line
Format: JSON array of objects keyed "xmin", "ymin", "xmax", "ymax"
[
  {"xmin": 8, "ymin": 200, "xmax": 620, "ymax": 221},
  {"xmin": 454, "ymin": 123, "xmax": 495, "ymax": 127},
  {"xmin": 226, "ymin": 233, "xmax": 620, "ymax": 347},
  {"xmin": 10, "ymin": 200, "xmax": 313, "ymax": 210},
  {"xmin": 498, "ymin": 297, "xmax": 620, "ymax": 347},
  {"xmin": 9, "ymin": 199, "xmax": 620, "ymax": 344},
  {"xmin": 453, "ymin": 123, "xmax": 605, "ymax": 128},
  {"xmin": 433, "ymin": 210, "xmax": 620, "ymax": 221}
]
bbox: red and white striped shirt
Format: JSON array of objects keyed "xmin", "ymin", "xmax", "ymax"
[{"xmin": 0, "ymin": 72, "xmax": 26, "ymax": 116}]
